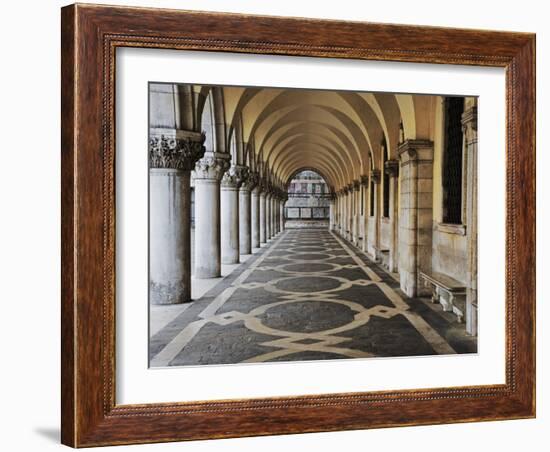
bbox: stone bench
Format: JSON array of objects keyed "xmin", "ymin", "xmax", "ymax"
[{"xmin": 419, "ymin": 271, "xmax": 466, "ymax": 322}]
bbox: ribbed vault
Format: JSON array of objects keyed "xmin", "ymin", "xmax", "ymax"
[{"xmin": 193, "ymin": 85, "xmax": 436, "ymax": 193}]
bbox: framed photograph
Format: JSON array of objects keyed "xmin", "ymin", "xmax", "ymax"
[{"xmin": 61, "ymin": 3, "xmax": 535, "ymax": 447}]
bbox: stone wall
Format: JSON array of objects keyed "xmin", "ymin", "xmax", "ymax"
[
  {"xmin": 379, "ymin": 219, "xmax": 391, "ymax": 250},
  {"xmin": 432, "ymin": 226, "xmax": 468, "ymax": 284}
]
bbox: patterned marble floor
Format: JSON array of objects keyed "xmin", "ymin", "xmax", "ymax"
[{"xmin": 149, "ymin": 229, "xmax": 476, "ymax": 367}]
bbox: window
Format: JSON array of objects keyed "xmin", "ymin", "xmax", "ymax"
[{"xmin": 442, "ymin": 97, "xmax": 465, "ymax": 224}]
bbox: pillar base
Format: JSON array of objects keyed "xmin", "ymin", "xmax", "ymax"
[{"xmin": 150, "ymin": 281, "xmax": 190, "ymax": 305}]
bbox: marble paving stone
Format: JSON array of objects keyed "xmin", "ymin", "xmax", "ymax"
[{"xmin": 149, "ymin": 228, "xmax": 477, "ymax": 367}]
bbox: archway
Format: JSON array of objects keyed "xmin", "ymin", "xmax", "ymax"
[{"xmin": 285, "ymin": 169, "xmax": 331, "ymax": 229}]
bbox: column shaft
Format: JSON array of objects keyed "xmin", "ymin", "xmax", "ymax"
[
  {"xmin": 389, "ymin": 174, "xmax": 399, "ymax": 272},
  {"xmin": 397, "ymin": 140, "xmax": 434, "ymax": 297},
  {"xmin": 149, "ymin": 169, "xmax": 191, "ymax": 304},
  {"xmin": 266, "ymin": 194, "xmax": 272, "ymax": 239},
  {"xmin": 259, "ymin": 192, "xmax": 267, "ymax": 243},
  {"xmin": 463, "ymin": 107, "xmax": 478, "ymax": 336},
  {"xmin": 221, "ymin": 184, "xmax": 240, "ymax": 264},
  {"xmin": 193, "ymin": 152, "xmax": 230, "ymax": 279},
  {"xmin": 239, "ymin": 188, "xmax": 252, "ymax": 254},
  {"xmin": 251, "ymin": 188, "xmax": 261, "ymax": 248},
  {"xmin": 194, "ymin": 179, "xmax": 222, "ymax": 278}
]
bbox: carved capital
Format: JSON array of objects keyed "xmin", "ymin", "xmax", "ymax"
[
  {"xmin": 353, "ymin": 179, "xmax": 361, "ymax": 191},
  {"xmin": 360, "ymin": 175, "xmax": 369, "ymax": 186},
  {"xmin": 462, "ymin": 106, "xmax": 478, "ymax": 143},
  {"xmin": 193, "ymin": 152, "xmax": 231, "ymax": 181},
  {"xmin": 254, "ymin": 178, "xmax": 266, "ymax": 194},
  {"xmin": 149, "ymin": 133, "xmax": 206, "ymax": 170},
  {"xmin": 241, "ymin": 171, "xmax": 259, "ymax": 191},
  {"xmin": 370, "ymin": 169, "xmax": 381, "ymax": 184},
  {"xmin": 221, "ymin": 165, "xmax": 249, "ymax": 188},
  {"xmin": 384, "ymin": 159, "xmax": 399, "ymax": 177},
  {"xmin": 397, "ymin": 139, "xmax": 434, "ymax": 164}
]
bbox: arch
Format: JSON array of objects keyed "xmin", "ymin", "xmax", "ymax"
[{"xmin": 200, "ymin": 90, "xmax": 216, "ymax": 152}]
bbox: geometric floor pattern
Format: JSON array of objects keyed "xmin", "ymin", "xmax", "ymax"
[{"xmin": 149, "ymin": 229, "xmax": 477, "ymax": 367}]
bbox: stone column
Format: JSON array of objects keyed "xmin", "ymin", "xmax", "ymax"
[
  {"xmin": 273, "ymin": 195, "xmax": 279, "ymax": 234},
  {"xmin": 273, "ymin": 194, "xmax": 277, "ymax": 235},
  {"xmin": 270, "ymin": 193, "xmax": 275, "ymax": 238},
  {"xmin": 259, "ymin": 187, "xmax": 267, "ymax": 244},
  {"xmin": 329, "ymin": 196, "xmax": 335, "ymax": 231},
  {"xmin": 397, "ymin": 140, "xmax": 434, "ymax": 297},
  {"xmin": 251, "ymin": 183, "xmax": 261, "ymax": 249},
  {"xmin": 339, "ymin": 191, "xmax": 344, "ymax": 235},
  {"xmin": 221, "ymin": 165, "xmax": 248, "ymax": 264},
  {"xmin": 463, "ymin": 107, "xmax": 478, "ymax": 336},
  {"xmin": 360, "ymin": 175, "xmax": 369, "ymax": 252},
  {"xmin": 280, "ymin": 197, "xmax": 285, "ymax": 232},
  {"xmin": 276, "ymin": 196, "xmax": 281, "ymax": 234},
  {"xmin": 265, "ymin": 191, "xmax": 272, "ymax": 240},
  {"xmin": 351, "ymin": 184, "xmax": 356, "ymax": 243},
  {"xmin": 270, "ymin": 193, "xmax": 276, "ymax": 236},
  {"xmin": 342, "ymin": 188, "xmax": 348, "ymax": 237},
  {"xmin": 371, "ymin": 170, "xmax": 381, "ymax": 259},
  {"xmin": 193, "ymin": 152, "xmax": 230, "ymax": 278},
  {"xmin": 353, "ymin": 180, "xmax": 360, "ymax": 245},
  {"xmin": 385, "ymin": 160, "xmax": 399, "ymax": 273},
  {"xmin": 275, "ymin": 196, "xmax": 280, "ymax": 233},
  {"xmin": 149, "ymin": 132, "xmax": 205, "ymax": 304},
  {"xmin": 239, "ymin": 172, "xmax": 258, "ymax": 255}
]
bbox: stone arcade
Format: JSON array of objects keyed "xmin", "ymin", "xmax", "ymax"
[{"xmin": 149, "ymin": 83, "xmax": 478, "ymax": 365}]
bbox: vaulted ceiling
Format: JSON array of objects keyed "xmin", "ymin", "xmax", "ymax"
[{"xmin": 191, "ymin": 85, "xmax": 437, "ymax": 192}]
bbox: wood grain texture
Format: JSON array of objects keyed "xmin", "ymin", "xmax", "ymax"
[{"xmin": 60, "ymin": 3, "xmax": 536, "ymax": 447}]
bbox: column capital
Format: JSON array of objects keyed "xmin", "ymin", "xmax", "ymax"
[
  {"xmin": 397, "ymin": 139, "xmax": 433, "ymax": 164},
  {"xmin": 384, "ymin": 159, "xmax": 399, "ymax": 177},
  {"xmin": 370, "ymin": 169, "xmax": 381, "ymax": 184},
  {"xmin": 253, "ymin": 177, "xmax": 266, "ymax": 194},
  {"xmin": 353, "ymin": 179, "xmax": 361, "ymax": 191},
  {"xmin": 193, "ymin": 152, "xmax": 231, "ymax": 181},
  {"xmin": 360, "ymin": 175, "xmax": 369, "ymax": 186},
  {"xmin": 149, "ymin": 132, "xmax": 206, "ymax": 170},
  {"xmin": 462, "ymin": 106, "xmax": 478, "ymax": 143},
  {"xmin": 241, "ymin": 171, "xmax": 259, "ymax": 191},
  {"xmin": 221, "ymin": 164, "xmax": 249, "ymax": 189}
]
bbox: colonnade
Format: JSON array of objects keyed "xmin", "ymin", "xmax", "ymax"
[
  {"xmin": 331, "ymin": 104, "xmax": 478, "ymax": 336},
  {"xmin": 149, "ymin": 132, "xmax": 287, "ymax": 305}
]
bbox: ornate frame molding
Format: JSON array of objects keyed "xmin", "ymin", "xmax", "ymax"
[{"xmin": 61, "ymin": 4, "xmax": 535, "ymax": 447}]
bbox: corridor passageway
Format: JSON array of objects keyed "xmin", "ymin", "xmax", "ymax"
[
  {"xmin": 150, "ymin": 229, "xmax": 475, "ymax": 366},
  {"xmin": 148, "ymin": 82, "xmax": 479, "ymax": 365}
]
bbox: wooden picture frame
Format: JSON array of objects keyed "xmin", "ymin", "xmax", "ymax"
[{"xmin": 61, "ymin": 3, "xmax": 535, "ymax": 447}]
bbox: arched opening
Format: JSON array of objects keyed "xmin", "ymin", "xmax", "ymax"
[{"xmin": 285, "ymin": 169, "xmax": 330, "ymax": 228}]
